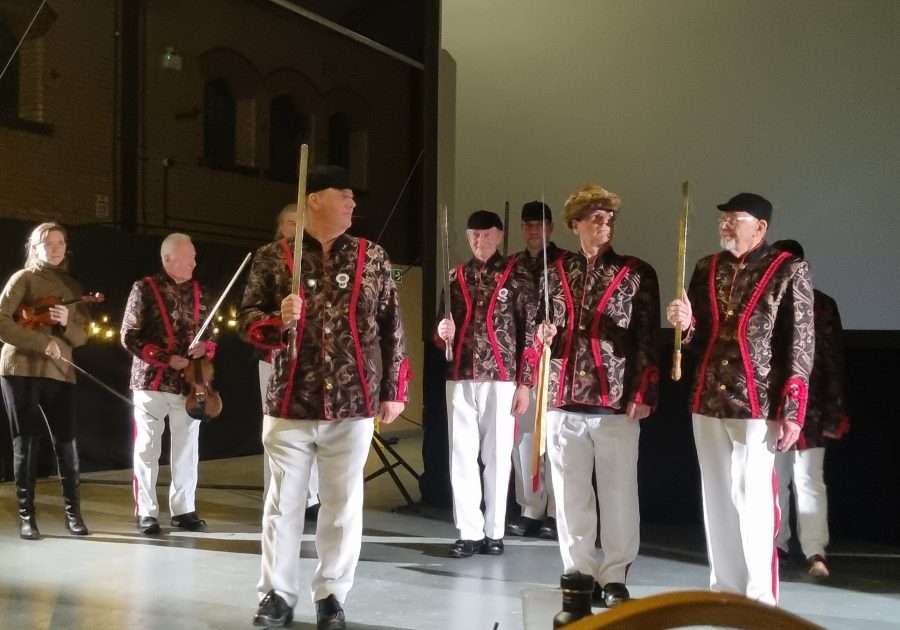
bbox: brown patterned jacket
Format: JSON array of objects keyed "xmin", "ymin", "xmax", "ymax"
[
  {"xmin": 238, "ymin": 235, "xmax": 410, "ymax": 420},
  {"xmin": 121, "ymin": 272, "xmax": 217, "ymax": 395},
  {"xmin": 434, "ymin": 252, "xmax": 537, "ymax": 383},
  {"xmin": 523, "ymin": 249, "xmax": 660, "ymax": 411},
  {"xmin": 798, "ymin": 289, "xmax": 848, "ymax": 448},
  {"xmin": 685, "ymin": 243, "xmax": 815, "ymax": 424}
]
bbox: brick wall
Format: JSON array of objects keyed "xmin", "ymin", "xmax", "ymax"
[
  {"xmin": 0, "ymin": 0, "xmax": 419, "ymax": 257},
  {"xmin": 0, "ymin": 0, "xmax": 116, "ymax": 225}
]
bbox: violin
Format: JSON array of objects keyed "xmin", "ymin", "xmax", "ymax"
[
  {"xmin": 184, "ymin": 355, "xmax": 223, "ymax": 421},
  {"xmin": 14, "ymin": 293, "xmax": 105, "ymax": 330}
]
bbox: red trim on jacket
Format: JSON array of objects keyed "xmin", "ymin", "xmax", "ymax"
[
  {"xmin": 518, "ymin": 347, "xmax": 539, "ymax": 387},
  {"xmin": 145, "ymin": 276, "xmax": 176, "ymax": 391},
  {"xmin": 484, "ymin": 255, "xmax": 518, "ymax": 382},
  {"xmin": 278, "ymin": 238, "xmax": 294, "ymax": 272},
  {"xmin": 248, "ymin": 317, "xmax": 286, "ymax": 350},
  {"xmin": 555, "ymin": 256, "xmax": 576, "ymax": 406},
  {"xmin": 452, "ymin": 264, "xmax": 473, "ymax": 381},
  {"xmin": 397, "ymin": 357, "xmax": 411, "ymax": 401},
  {"xmin": 348, "ymin": 239, "xmax": 374, "ymax": 416},
  {"xmin": 140, "ymin": 344, "xmax": 168, "ymax": 367},
  {"xmin": 776, "ymin": 376, "xmax": 809, "ymax": 427},
  {"xmin": 633, "ymin": 366, "xmax": 660, "ymax": 406},
  {"xmin": 737, "ymin": 252, "xmax": 791, "ymax": 417},
  {"xmin": 587, "ymin": 259, "xmax": 634, "ymax": 407},
  {"xmin": 691, "ymin": 255, "xmax": 721, "ymax": 412}
]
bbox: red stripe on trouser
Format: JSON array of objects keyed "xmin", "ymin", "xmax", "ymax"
[{"xmin": 771, "ymin": 465, "xmax": 780, "ymax": 602}]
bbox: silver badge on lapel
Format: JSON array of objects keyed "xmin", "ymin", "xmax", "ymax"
[
  {"xmin": 335, "ymin": 273, "xmax": 350, "ymax": 289},
  {"xmin": 498, "ymin": 287, "xmax": 509, "ymax": 302},
  {"xmin": 306, "ymin": 278, "xmax": 317, "ymax": 289}
]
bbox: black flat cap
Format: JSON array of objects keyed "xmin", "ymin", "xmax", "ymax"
[
  {"xmin": 717, "ymin": 192, "xmax": 773, "ymax": 221},
  {"xmin": 521, "ymin": 201, "xmax": 552, "ymax": 222},
  {"xmin": 307, "ymin": 165, "xmax": 352, "ymax": 194},
  {"xmin": 467, "ymin": 210, "xmax": 504, "ymax": 230}
]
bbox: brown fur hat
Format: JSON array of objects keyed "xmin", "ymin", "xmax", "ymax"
[{"xmin": 563, "ymin": 185, "xmax": 621, "ymax": 228}]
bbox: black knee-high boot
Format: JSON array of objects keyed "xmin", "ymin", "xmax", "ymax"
[
  {"xmin": 56, "ymin": 440, "xmax": 89, "ymax": 536},
  {"xmin": 13, "ymin": 434, "xmax": 41, "ymax": 540}
]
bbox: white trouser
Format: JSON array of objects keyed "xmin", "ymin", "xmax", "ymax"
[
  {"xmin": 775, "ymin": 447, "xmax": 829, "ymax": 558},
  {"xmin": 511, "ymin": 388, "xmax": 556, "ymax": 520},
  {"xmin": 446, "ymin": 380, "xmax": 516, "ymax": 541},
  {"xmin": 258, "ymin": 414, "xmax": 374, "ymax": 608},
  {"xmin": 132, "ymin": 390, "xmax": 200, "ymax": 518},
  {"xmin": 546, "ymin": 409, "xmax": 640, "ymax": 585},
  {"xmin": 692, "ymin": 414, "xmax": 779, "ymax": 605},
  {"xmin": 258, "ymin": 361, "xmax": 319, "ymax": 506}
]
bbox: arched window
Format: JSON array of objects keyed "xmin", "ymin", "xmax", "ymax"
[
  {"xmin": 269, "ymin": 94, "xmax": 312, "ymax": 181},
  {"xmin": 0, "ymin": 23, "xmax": 20, "ymax": 119},
  {"xmin": 203, "ymin": 78, "xmax": 236, "ymax": 168},
  {"xmin": 327, "ymin": 112, "xmax": 351, "ymax": 169}
]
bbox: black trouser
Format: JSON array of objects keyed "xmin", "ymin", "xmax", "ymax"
[
  {"xmin": 1, "ymin": 375, "xmax": 76, "ymax": 441},
  {"xmin": 1, "ymin": 376, "xmax": 81, "ymax": 515}
]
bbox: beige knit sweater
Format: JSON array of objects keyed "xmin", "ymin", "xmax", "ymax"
[{"xmin": 0, "ymin": 262, "xmax": 90, "ymax": 383}]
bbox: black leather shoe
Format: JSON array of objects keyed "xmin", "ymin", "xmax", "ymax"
[
  {"xmin": 449, "ymin": 538, "xmax": 482, "ymax": 558},
  {"xmin": 591, "ymin": 581, "xmax": 604, "ymax": 605},
  {"xmin": 137, "ymin": 515, "xmax": 161, "ymax": 535},
  {"xmin": 171, "ymin": 511, "xmax": 207, "ymax": 531},
  {"xmin": 506, "ymin": 515, "xmax": 541, "ymax": 537},
  {"xmin": 602, "ymin": 582, "xmax": 630, "ymax": 608},
  {"xmin": 253, "ymin": 589, "xmax": 293, "ymax": 627},
  {"xmin": 539, "ymin": 517, "xmax": 557, "ymax": 540},
  {"xmin": 479, "ymin": 537, "xmax": 504, "ymax": 555},
  {"xmin": 315, "ymin": 594, "xmax": 346, "ymax": 630}
]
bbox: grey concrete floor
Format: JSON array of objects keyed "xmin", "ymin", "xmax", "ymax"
[{"xmin": 0, "ymin": 427, "xmax": 898, "ymax": 629}]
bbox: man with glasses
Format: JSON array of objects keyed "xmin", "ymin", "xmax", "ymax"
[
  {"xmin": 507, "ymin": 201, "xmax": 565, "ymax": 540},
  {"xmin": 666, "ymin": 193, "xmax": 815, "ymax": 605}
]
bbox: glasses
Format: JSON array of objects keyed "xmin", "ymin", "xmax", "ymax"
[{"xmin": 717, "ymin": 215, "xmax": 758, "ymax": 227}]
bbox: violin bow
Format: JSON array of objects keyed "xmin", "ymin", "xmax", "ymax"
[
  {"xmin": 187, "ymin": 252, "xmax": 253, "ymax": 353},
  {"xmin": 0, "ymin": 0, "xmax": 47, "ymax": 82},
  {"xmin": 57, "ymin": 356, "xmax": 162, "ymax": 422},
  {"xmin": 531, "ymin": 186, "xmax": 552, "ymax": 480},
  {"xmin": 672, "ymin": 181, "xmax": 690, "ymax": 381},
  {"xmin": 374, "ymin": 149, "xmax": 424, "ymax": 246}
]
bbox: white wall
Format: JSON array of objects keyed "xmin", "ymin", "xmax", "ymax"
[{"xmin": 441, "ymin": 0, "xmax": 900, "ymax": 330}]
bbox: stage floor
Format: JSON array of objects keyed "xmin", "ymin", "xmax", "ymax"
[{"xmin": 1, "ymin": 427, "xmax": 898, "ymax": 629}]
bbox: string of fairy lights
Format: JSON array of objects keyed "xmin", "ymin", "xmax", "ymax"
[{"xmin": 86, "ymin": 306, "xmax": 241, "ymax": 342}]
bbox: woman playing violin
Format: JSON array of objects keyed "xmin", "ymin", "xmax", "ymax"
[{"xmin": 0, "ymin": 222, "xmax": 91, "ymax": 539}]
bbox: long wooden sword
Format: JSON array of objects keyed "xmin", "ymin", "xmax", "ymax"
[
  {"xmin": 531, "ymin": 190, "xmax": 552, "ymax": 480},
  {"xmin": 286, "ymin": 144, "xmax": 309, "ymax": 359},
  {"xmin": 440, "ymin": 203, "xmax": 454, "ymax": 362},
  {"xmin": 672, "ymin": 181, "xmax": 690, "ymax": 381}
]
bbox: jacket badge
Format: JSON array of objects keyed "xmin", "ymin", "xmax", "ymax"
[{"xmin": 335, "ymin": 273, "xmax": 350, "ymax": 289}]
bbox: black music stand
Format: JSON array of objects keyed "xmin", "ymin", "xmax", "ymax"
[{"xmin": 366, "ymin": 429, "xmax": 421, "ymax": 507}]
